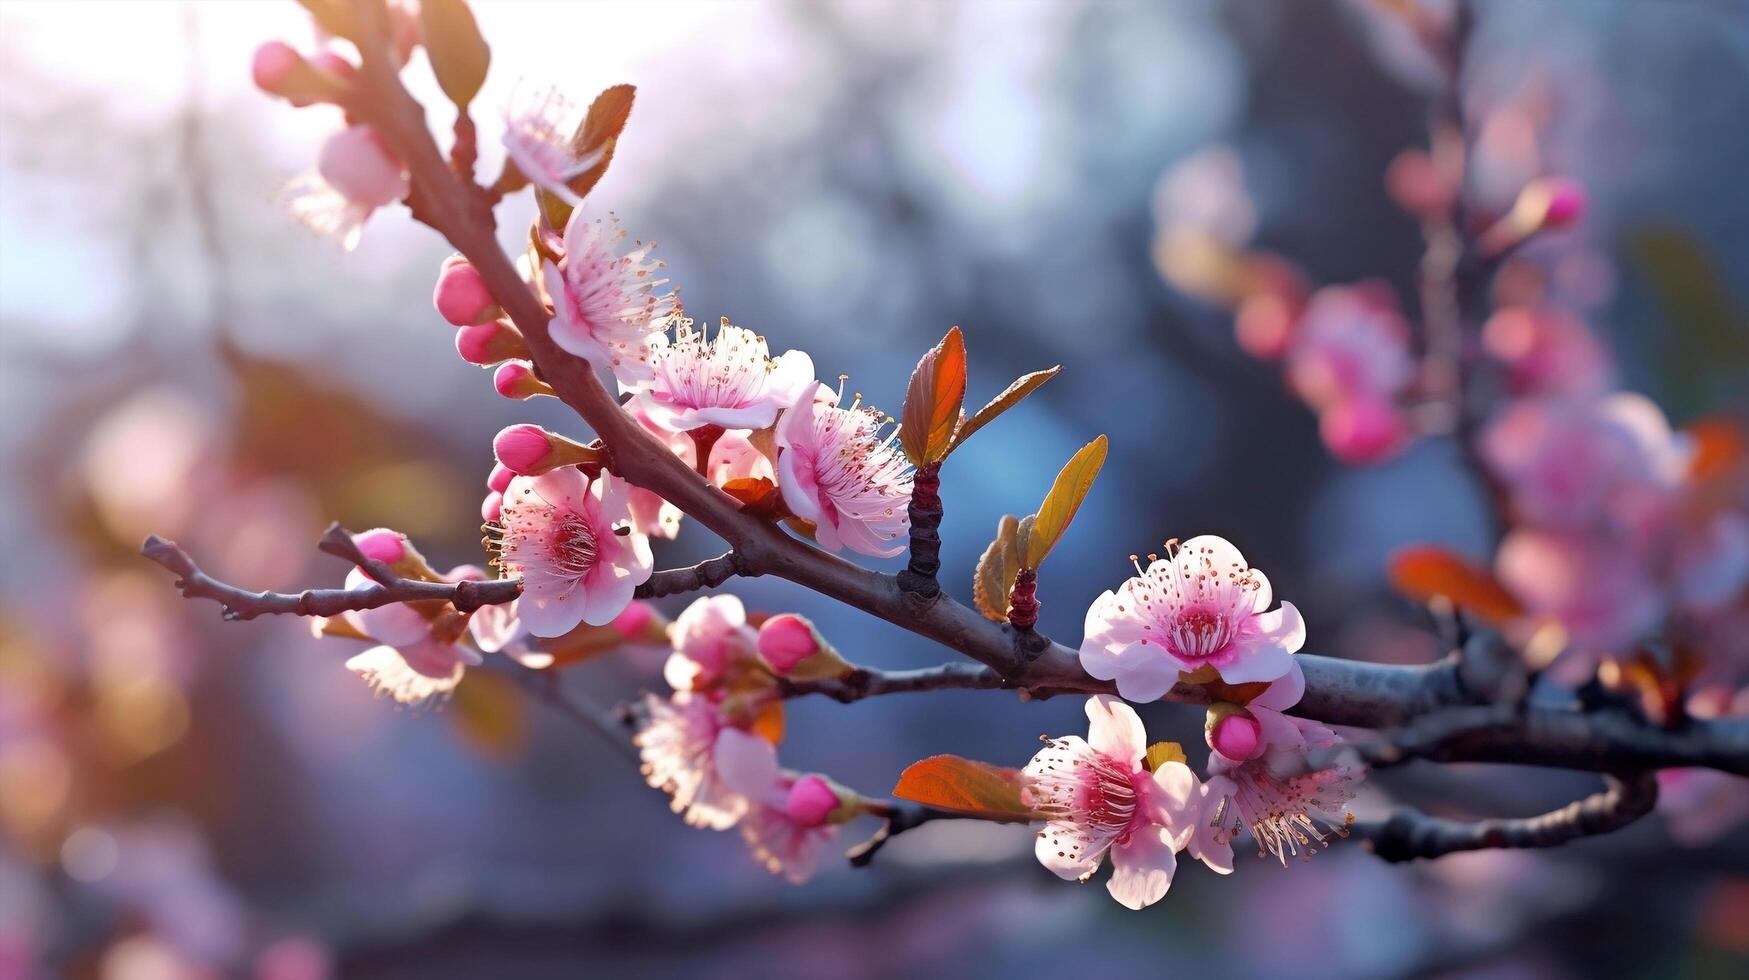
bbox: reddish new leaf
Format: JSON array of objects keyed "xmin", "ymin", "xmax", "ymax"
[
  {"xmin": 1389, "ymin": 545, "xmax": 1525, "ymax": 625},
  {"xmin": 900, "ymin": 327, "xmax": 968, "ymax": 465},
  {"xmin": 722, "ymin": 477, "xmax": 788, "ymax": 519},
  {"xmin": 892, "ymin": 754, "xmax": 1039, "ymax": 821},
  {"xmin": 564, "ymin": 84, "xmax": 636, "ymax": 203}
]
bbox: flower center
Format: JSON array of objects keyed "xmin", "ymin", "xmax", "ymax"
[
  {"xmin": 544, "ymin": 511, "xmax": 599, "ymax": 578},
  {"xmin": 1031, "ymin": 740, "xmax": 1144, "ymax": 871},
  {"xmin": 1167, "ymin": 606, "xmax": 1235, "ymax": 661}
]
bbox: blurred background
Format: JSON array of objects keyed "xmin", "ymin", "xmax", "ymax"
[{"xmin": 2, "ymin": 0, "xmax": 1747, "ymax": 977}]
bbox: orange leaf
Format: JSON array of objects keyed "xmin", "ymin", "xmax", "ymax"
[
  {"xmin": 565, "ymin": 84, "xmax": 635, "ymax": 203},
  {"xmin": 951, "ymin": 365, "xmax": 1059, "ymax": 451},
  {"xmin": 892, "ymin": 754, "xmax": 1039, "ymax": 821},
  {"xmin": 972, "ymin": 515, "xmax": 1022, "ymax": 621},
  {"xmin": 722, "ymin": 477, "xmax": 788, "ymax": 519},
  {"xmin": 1025, "ymin": 435, "xmax": 1107, "ymax": 568},
  {"xmin": 752, "ymin": 699, "xmax": 784, "ymax": 745},
  {"xmin": 1688, "ymin": 417, "xmax": 1747, "ymax": 482},
  {"xmin": 1389, "ymin": 545, "xmax": 1524, "ymax": 625},
  {"xmin": 900, "ymin": 327, "xmax": 968, "ymax": 466}
]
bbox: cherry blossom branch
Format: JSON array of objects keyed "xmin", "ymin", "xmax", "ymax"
[
  {"xmin": 779, "ymin": 662, "xmax": 1010, "ymax": 702},
  {"xmin": 1354, "ymin": 771, "xmax": 1659, "ymax": 863},
  {"xmin": 140, "ymin": 529, "xmax": 520, "ymax": 619},
  {"xmin": 633, "ymin": 550, "xmax": 749, "ymax": 600}
]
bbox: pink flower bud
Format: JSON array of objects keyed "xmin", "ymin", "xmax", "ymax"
[
  {"xmin": 1234, "ymin": 292, "xmax": 1296, "ymax": 360},
  {"xmin": 433, "ymin": 258, "xmax": 498, "ymax": 326},
  {"xmin": 487, "ymin": 462, "xmax": 515, "ymax": 494},
  {"xmin": 481, "ymin": 491, "xmax": 503, "ymax": 524},
  {"xmin": 757, "ymin": 613, "xmax": 820, "ymax": 674},
  {"xmin": 1319, "ymin": 399, "xmax": 1408, "ymax": 464},
  {"xmin": 1533, "ymin": 177, "xmax": 1586, "ymax": 230},
  {"xmin": 307, "ymin": 50, "xmax": 356, "ymax": 83},
  {"xmin": 454, "ymin": 320, "xmax": 530, "ymax": 366},
  {"xmin": 785, "ymin": 775, "xmax": 841, "ymax": 828},
  {"xmin": 612, "ymin": 600, "xmax": 657, "ymax": 640},
  {"xmin": 317, "ymin": 125, "xmax": 407, "ymax": 210},
  {"xmin": 493, "ymin": 424, "xmax": 554, "ymax": 475},
  {"xmin": 252, "ymin": 41, "xmax": 304, "ymax": 93},
  {"xmin": 1208, "ymin": 711, "xmax": 1263, "ymax": 762},
  {"xmin": 493, "ymin": 360, "xmax": 551, "ymax": 400},
  {"xmin": 351, "ymin": 528, "xmax": 406, "ymax": 566}
]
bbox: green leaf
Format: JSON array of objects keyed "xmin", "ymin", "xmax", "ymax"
[
  {"xmin": 900, "ymin": 327, "xmax": 968, "ymax": 465},
  {"xmin": 892, "ymin": 755, "xmax": 1039, "ymax": 821},
  {"xmin": 1024, "ymin": 435, "xmax": 1107, "ymax": 568},
  {"xmin": 419, "ymin": 0, "xmax": 490, "ymax": 109},
  {"xmin": 972, "ymin": 514, "xmax": 1022, "ymax": 621},
  {"xmin": 950, "ymin": 365, "xmax": 1059, "ymax": 451}
]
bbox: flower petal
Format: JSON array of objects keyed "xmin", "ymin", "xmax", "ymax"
[
  {"xmin": 714, "ymin": 727, "xmax": 781, "ymax": 801},
  {"xmin": 1145, "ymin": 761, "xmax": 1199, "ymax": 843},
  {"xmin": 1106, "ymin": 827, "xmax": 1178, "ymax": 910},
  {"xmin": 1035, "ymin": 820, "xmax": 1105, "ymax": 882},
  {"xmin": 1112, "ymin": 653, "xmax": 1184, "ymax": 703},
  {"xmin": 1213, "ymin": 637, "xmax": 1294, "ymax": 685},
  {"xmin": 1251, "ymin": 600, "xmax": 1307, "ymax": 654},
  {"xmin": 1248, "ymin": 658, "xmax": 1306, "ymax": 712},
  {"xmin": 1084, "ymin": 695, "xmax": 1146, "ymax": 768}
]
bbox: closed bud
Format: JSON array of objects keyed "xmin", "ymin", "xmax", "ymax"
[
  {"xmin": 1480, "ymin": 176, "xmax": 1587, "ymax": 256},
  {"xmin": 1319, "ymin": 398, "xmax": 1408, "ymax": 465},
  {"xmin": 785, "ymin": 775, "xmax": 842, "ymax": 829},
  {"xmin": 611, "ymin": 600, "xmax": 670, "ymax": 645},
  {"xmin": 480, "ymin": 490, "xmax": 503, "ymax": 524},
  {"xmin": 433, "ymin": 257, "xmax": 499, "ymax": 326},
  {"xmin": 487, "ymin": 462, "xmax": 515, "ymax": 494},
  {"xmin": 454, "ymin": 320, "xmax": 529, "ymax": 365},
  {"xmin": 349, "ymin": 527, "xmax": 438, "ymax": 582},
  {"xmin": 492, "ymin": 424, "xmax": 596, "ymax": 476},
  {"xmin": 1205, "ymin": 703, "xmax": 1264, "ymax": 762},
  {"xmin": 493, "ymin": 360, "xmax": 554, "ymax": 400},
  {"xmin": 757, "ymin": 613, "xmax": 821, "ymax": 674},
  {"xmin": 252, "ymin": 41, "xmax": 347, "ymax": 107}
]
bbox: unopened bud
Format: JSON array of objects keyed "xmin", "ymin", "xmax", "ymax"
[
  {"xmin": 612, "ymin": 600, "xmax": 670, "ymax": 645},
  {"xmin": 786, "ymin": 775, "xmax": 842, "ymax": 829},
  {"xmin": 317, "ymin": 125, "xmax": 407, "ymax": 209},
  {"xmin": 487, "ymin": 462, "xmax": 515, "ymax": 494},
  {"xmin": 1480, "ymin": 176, "xmax": 1587, "ymax": 256},
  {"xmin": 1319, "ymin": 399, "xmax": 1408, "ymax": 465},
  {"xmin": 1205, "ymin": 703, "xmax": 1264, "ymax": 762},
  {"xmin": 481, "ymin": 491, "xmax": 503, "ymax": 524},
  {"xmin": 492, "ymin": 424, "xmax": 596, "ymax": 476},
  {"xmin": 493, "ymin": 360, "xmax": 554, "ymax": 400},
  {"xmin": 433, "ymin": 258, "xmax": 500, "ymax": 326},
  {"xmin": 252, "ymin": 41, "xmax": 347, "ymax": 107},
  {"xmin": 757, "ymin": 614, "xmax": 822, "ymax": 674},
  {"xmin": 455, "ymin": 320, "xmax": 530, "ymax": 366},
  {"xmin": 349, "ymin": 527, "xmax": 439, "ymax": 582}
]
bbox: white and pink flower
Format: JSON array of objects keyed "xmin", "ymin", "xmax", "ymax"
[
  {"xmin": 1197, "ymin": 698, "xmax": 1360, "ymax": 868},
  {"xmin": 337, "ymin": 567, "xmax": 483, "ymax": 707},
  {"xmin": 544, "ymin": 211, "xmax": 679, "ymax": 385},
  {"xmin": 1024, "ymin": 696, "xmax": 1200, "ymax": 910},
  {"xmin": 637, "ymin": 319, "xmax": 814, "ymax": 432},
  {"xmin": 1284, "ymin": 284, "xmax": 1415, "ymax": 414},
  {"xmin": 285, "ymin": 125, "xmax": 409, "ymax": 250},
  {"xmin": 1080, "ymin": 536, "xmax": 1304, "ymax": 702},
  {"xmin": 501, "ymin": 85, "xmax": 606, "ymax": 205},
  {"xmin": 663, "ymin": 595, "xmax": 760, "ymax": 693},
  {"xmin": 775, "ymin": 380, "xmax": 913, "ymax": 557},
  {"xmin": 1481, "ymin": 306, "xmax": 1613, "ymax": 399},
  {"xmin": 715, "ymin": 728, "xmax": 841, "ymax": 884},
  {"xmin": 490, "ymin": 467, "xmax": 653, "ymax": 637},
  {"xmin": 634, "ymin": 693, "xmax": 748, "ymax": 830}
]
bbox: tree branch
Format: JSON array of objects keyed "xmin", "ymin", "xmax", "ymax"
[
  {"xmin": 140, "ymin": 531, "xmax": 520, "ymax": 619},
  {"xmin": 780, "ymin": 662, "xmax": 1010, "ymax": 702},
  {"xmin": 1355, "ymin": 771, "xmax": 1659, "ymax": 862},
  {"xmin": 634, "ymin": 551, "xmax": 748, "ymax": 599}
]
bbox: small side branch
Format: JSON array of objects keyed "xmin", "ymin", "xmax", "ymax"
[
  {"xmin": 780, "ymin": 662, "xmax": 1009, "ymax": 703},
  {"xmin": 1355, "ymin": 772, "xmax": 1659, "ymax": 863},
  {"xmin": 848, "ymin": 802, "xmax": 1030, "ymax": 868},
  {"xmin": 140, "ymin": 532, "xmax": 520, "ymax": 620},
  {"xmin": 634, "ymin": 550, "xmax": 748, "ymax": 599}
]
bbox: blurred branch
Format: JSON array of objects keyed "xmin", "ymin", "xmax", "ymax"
[
  {"xmin": 140, "ymin": 525, "xmax": 520, "ymax": 619},
  {"xmin": 1355, "ymin": 771, "xmax": 1659, "ymax": 862},
  {"xmin": 634, "ymin": 550, "xmax": 749, "ymax": 599}
]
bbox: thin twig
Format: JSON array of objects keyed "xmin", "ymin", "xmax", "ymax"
[
  {"xmin": 780, "ymin": 662, "xmax": 1010, "ymax": 702},
  {"xmin": 1354, "ymin": 772, "xmax": 1659, "ymax": 862},
  {"xmin": 634, "ymin": 550, "xmax": 748, "ymax": 599},
  {"xmin": 848, "ymin": 802, "xmax": 1032, "ymax": 868}
]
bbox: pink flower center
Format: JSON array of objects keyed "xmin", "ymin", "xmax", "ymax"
[
  {"xmin": 1031, "ymin": 739, "xmax": 1147, "ymax": 870},
  {"xmin": 649, "ymin": 322, "xmax": 776, "ymax": 412},
  {"xmin": 802, "ymin": 393, "xmax": 913, "ymax": 531},
  {"xmin": 1167, "ymin": 605, "xmax": 1236, "ymax": 662},
  {"xmin": 493, "ymin": 495, "xmax": 600, "ymax": 592},
  {"xmin": 1211, "ymin": 748, "xmax": 1358, "ymax": 865}
]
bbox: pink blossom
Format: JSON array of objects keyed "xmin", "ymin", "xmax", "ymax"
[
  {"xmin": 1496, "ymin": 529, "xmax": 1663, "ymax": 659},
  {"xmin": 1318, "ymin": 396, "xmax": 1409, "ymax": 465},
  {"xmin": 637, "ymin": 318, "xmax": 815, "ymax": 432},
  {"xmin": 544, "ymin": 212, "xmax": 679, "ymax": 385},
  {"xmin": 455, "ymin": 320, "xmax": 526, "ymax": 366},
  {"xmin": 1481, "ymin": 307, "xmax": 1612, "ymax": 399},
  {"xmin": 757, "ymin": 613, "xmax": 822, "ymax": 674},
  {"xmin": 490, "ymin": 467, "xmax": 653, "ymax": 637},
  {"xmin": 285, "ymin": 125, "xmax": 408, "ymax": 250},
  {"xmin": 493, "ymin": 361, "xmax": 547, "ymax": 400},
  {"xmin": 338, "ymin": 566, "xmax": 482, "ymax": 706},
  {"xmin": 1080, "ymin": 536, "xmax": 1304, "ymax": 701},
  {"xmin": 1198, "ymin": 709, "xmax": 1360, "ymax": 867},
  {"xmin": 775, "ymin": 380, "xmax": 914, "ymax": 557},
  {"xmin": 634, "ymin": 692, "xmax": 748, "ymax": 830},
  {"xmin": 467, "ymin": 599, "xmax": 553, "ymax": 670},
  {"xmin": 1671, "ymin": 511, "xmax": 1749, "ymax": 613},
  {"xmin": 1024, "ymin": 696, "xmax": 1200, "ymax": 909},
  {"xmin": 501, "ymin": 85, "xmax": 606, "ymax": 205},
  {"xmin": 715, "ymin": 728, "xmax": 839, "ymax": 884},
  {"xmin": 1284, "ymin": 284, "xmax": 1414, "ymax": 413},
  {"xmin": 663, "ymin": 595, "xmax": 759, "ymax": 693},
  {"xmin": 1481, "ymin": 394, "xmax": 1688, "ymax": 534}
]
